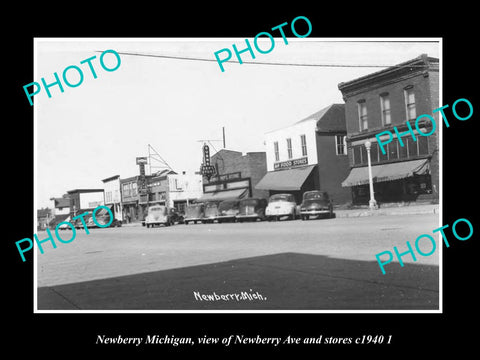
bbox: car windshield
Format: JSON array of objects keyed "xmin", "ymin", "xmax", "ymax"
[
  {"xmin": 205, "ymin": 202, "xmax": 218, "ymax": 209},
  {"xmin": 269, "ymin": 194, "xmax": 293, "ymax": 202},
  {"xmin": 304, "ymin": 192, "xmax": 328, "ymax": 200},
  {"xmin": 219, "ymin": 201, "xmax": 239, "ymax": 211}
]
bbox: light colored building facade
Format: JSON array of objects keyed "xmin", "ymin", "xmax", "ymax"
[
  {"xmin": 257, "ymin": 104, "xmax": 351, "ymax": 205},
  {"xmin": 102, "ymin": 175, "xmax": 123, "ymax": 222}
]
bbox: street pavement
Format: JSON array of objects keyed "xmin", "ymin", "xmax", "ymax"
[{"xmin": 36, "ymin": 212, "xmax": 440, "ymax": 311}]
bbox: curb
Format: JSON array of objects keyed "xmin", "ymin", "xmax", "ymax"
[{"xmin": 335, "ymin": 206, "xmax": 439, "ymax": 218}]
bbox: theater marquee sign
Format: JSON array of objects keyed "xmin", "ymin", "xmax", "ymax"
[{"xmin": 274, "ymin": 157, "xmax": 308, "ymax": 170}]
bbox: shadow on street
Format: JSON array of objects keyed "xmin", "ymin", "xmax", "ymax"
[{"xmin": 38, "ymin": 252, "xmax": 439, "ymax": 311}]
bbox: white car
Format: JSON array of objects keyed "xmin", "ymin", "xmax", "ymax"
[{"xmin": 265, "ymin": 193, "xmax": 297, "ymax": 221}]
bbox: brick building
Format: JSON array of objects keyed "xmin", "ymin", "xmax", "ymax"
[
  {"xmin": 200, "ymin": 149, "xmax": 268, "ymax": 201},
  {"xmin": 256, "ymin": 103, "xmax": 351, "ymax": 205},
  {"xmin": 338, "ymin": 54, "xmax": 439, "ymax": 204}
]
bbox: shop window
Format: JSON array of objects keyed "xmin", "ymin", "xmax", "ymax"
[
  {"xmin": 407, "ymin": 137, "xmax": 417, "ymax": 157},
  {"xmin": 370, "ymin": 142, "xmax": 379, "ymax": 163},
  {"xmin": 388, "ymin": 139, "xmax": 398, "ymax": 160},
  {"xmin": 353, "ymin": 145, "xmax": 362, "ymax": 165},
  {"xmin": 399, "ymin": 140, "xmax": 408, "ymax": 159},
  {"xmin": 418, "ymin": 136, "xmax": 429, "ymax": 155},
  {"xmin": 360, "ymin": 145, "xmax": 367, "ymax": 165},
  {"xmin": 379, "ymin": 142, "xmax": 388, "ymax": 162}
]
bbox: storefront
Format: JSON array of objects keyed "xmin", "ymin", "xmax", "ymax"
[
  {"xmin": 255, "ymin": 164, "xmax": 317, "ymax": 204},
  {"xmin": 199, "ymin": 171, "xmax": 251, "ymax": 202},
  {"xmin": 256, "ymin": 103, "xmax": 351, "ymax": 204},
  {"xmin": 341, "ymin": 158, "xmax": 432, "ymax": 204}
]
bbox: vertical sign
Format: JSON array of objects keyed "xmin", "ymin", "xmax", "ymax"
[
  {"xmin": 200, "ymin": 144, "xmax": 216, "ymax": 180},
  {"xmin": 136, "ymin": 157, "xmax": 148, "ymax": 194}
]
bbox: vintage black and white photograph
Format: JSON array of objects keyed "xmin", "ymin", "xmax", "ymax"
[{"xmin": 33, "ymin": 38, "xmax": 441, "ymax": 312}]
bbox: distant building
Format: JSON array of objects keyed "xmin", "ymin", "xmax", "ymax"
[
  {"xmin": 121, "ymin": 170, "xmax": 203, "ymax": 222},
  {"xmin": 200, "ymin": 149, "xmax": 268, "ymax": 202},
  {"xmin": 102, "ymin": 175, "xmax": 123, "ymax": 222},
  {"xmin": 256, "ymin": 104, "xmax": 351, "ymax": 205},
  {"xmin": 66, "ymin": 188, "xmax": 105, "ymax": 216},
  {"xmin": 48, "ymin": 195, "xmax": 71, "ymax": 228},
  {"xmin": 37, "ymin": 208, "xmax": 53, "ymax": 231},
  {"xmin": 338, "ymin": 54, "xmax": 439, "ymax": 204}
]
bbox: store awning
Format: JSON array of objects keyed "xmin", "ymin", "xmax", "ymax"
[
  {"xmin": 199, "ymin": 188, "xmax": 248, "ymax": 202},
  {"xmin": 255, "ymin": 165, "xmax": 316, "ymax": 191},
  {"xmin": 341, "ymin": 159, "xmax": 430, "ymax": 187}
]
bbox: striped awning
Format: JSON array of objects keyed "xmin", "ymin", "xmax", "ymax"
[{"xmin": 341, "ymin": 159, "xmax": 430, "ymax": 187}]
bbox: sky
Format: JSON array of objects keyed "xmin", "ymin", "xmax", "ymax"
[{"xmin": 35, "ymin": 38, "xmax": 440, "ymax": 209}]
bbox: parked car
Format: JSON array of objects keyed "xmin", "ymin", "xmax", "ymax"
[
  {"xmin": 169, "ymin": 208, "xmax": 184, "ymax": 224},
  {"xmin": 217, "ymin": 199, "xmax": 240, "ymax": 223},
  {"xmin": 265, "ymin": 193, "xmax": 297, "ymax": 221},
  {"xmin": 144, "ymin": 205, "xmax": 173, "ymax": 228},
  {"xmin": 74, "ymin": 214, "xmax": 92, "ymax": 229},
  {"xmin": 203, "ymin": 201, "xmax": 221, "ymax": 223},
  {"xmin": 236, "ymin": 198, "xmax": 268, "ymax": 222},
  {"xmin": 184, "ymin": 203, "xmax": 205, "ymax": 225},
  {"xmin": 299, "ymin": 190, "xmax": 334, "ymax": 220},
  {"xmin": 90, "ymin": 209, "xmax": 122, "ymax": 228}
]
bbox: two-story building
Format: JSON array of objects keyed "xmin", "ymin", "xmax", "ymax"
[
  {"xmin": 338, "ymin": 54, "xmax": 439, "ymax": 204},
  {"xmin": 66, "ymin": 189, "xmax": 105, "ymax": 216},
  {"xmin": 121, "ymin": 170, "xmax": 203, "ymax": 222},
  {"xmin": 256, "ymin": 103, "xmax": 351, "ymax": 205},
  {"xmin": 102, "ymin": 175, "xmax": 123, "ymax": 222},
  {"xmin": 48, "ymin": 195, "xmax": 71, "ymax": 228}
]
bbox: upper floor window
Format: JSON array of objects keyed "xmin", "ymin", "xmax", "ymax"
[
  {"xmin": 357, "ymin": 101, "xmax": 368, "ymax": 131},
  {"xmin": 335, "ymin": 135, "xmax": 347, "ymax": 155},
  {"xmin": 300, "ymin": 134, "xmax": 307, "ymax": 156},
  {"xmin": 286, "ymin": 138, "xmax": 293, "ymax": 159},
  {"xmin": 404, "ymin": 86, "xmax": 416, "ymax": 120},
  {"xmin": 274, "ymin": 141, "xmax": 279, "ymax": 162},
  {"xmin": 380, "ymin": 93, "xmax": 392, "ymax": 125}
]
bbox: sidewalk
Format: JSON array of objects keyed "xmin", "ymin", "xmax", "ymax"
[
  {"xmin": 120, "ymin": 204, "xmax": 439, "ymax": 225},
  {"xmin": 334, "ymin": 203, "xmax": 439, "ymax": 218}
]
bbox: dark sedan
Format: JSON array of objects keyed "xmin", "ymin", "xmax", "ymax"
[
  {"xmin": 236, "ymin": 198, "xmax": 268, "ymax": 222},
  {"xmin": 299, "ymin": 190, "xmax": 334, "ymax": 220}
]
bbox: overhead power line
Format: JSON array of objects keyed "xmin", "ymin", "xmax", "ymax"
[{"xmin": 101, "ymin": 51, "xmax": 430, "ymax": 69}]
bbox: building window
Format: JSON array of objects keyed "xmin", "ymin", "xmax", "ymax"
[
  {"xmin": 122, "ymin": 184, "xmax": 130, "ymax": 197},
  {"xmin": 380, "ymin": 93, "xmax": 392, "ymax": 125},
  {"xmin": 274, "ymin": 141, "xmax": 279, "ymax": 162},
  {"xmin": 353, "ymin": 145, "xmax": 362, "ymax": 165},
  {"xmin": 357, "ymin": 101, "xmax": 368, "ymax": 131},
  {"xmin": 300, "ymin": 135, "xmax": 307, "ymax": 156},
  {"xmin": 404, "ymin": 87, "xmax": 416, "ymax": 120},
  {"xmin": 418, "ymin": 136, "xmax": 429, "ymax": 155},
  {"xmin": 335, "ymin": 135, "xmax": 347, "ymax": 155},
  {"xmin": 286, "ymin": 138, "xmax": 292, "ymax": 159},
  {"xmin": 388, "ymin": 139, "xmax": 398, "ymax": 160}
]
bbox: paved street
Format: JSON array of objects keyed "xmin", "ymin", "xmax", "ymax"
[{"xmin": 37, "ymin": 213, "xmax": 440, "ymax": 310}]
